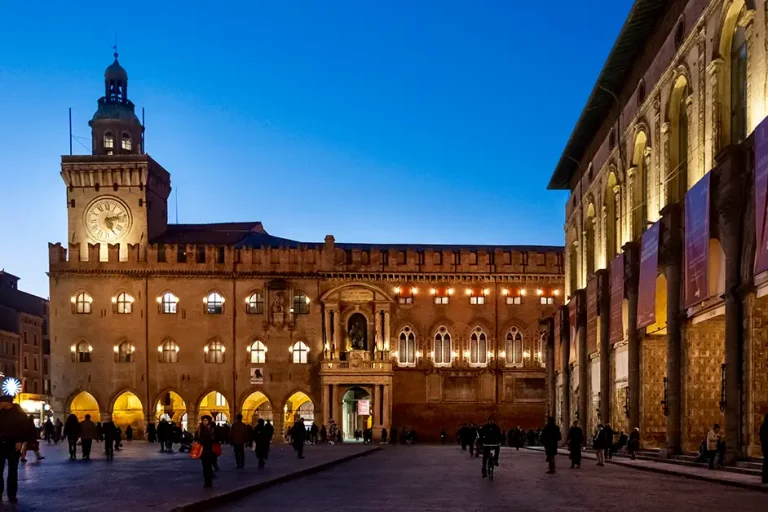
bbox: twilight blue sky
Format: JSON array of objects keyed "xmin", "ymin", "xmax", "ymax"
[{"xmin": 0, "ymin": 0, "xmax": 633, "ymax": 298}]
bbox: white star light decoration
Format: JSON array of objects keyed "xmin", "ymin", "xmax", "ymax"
[{"xmin": 2, "ymin": 378, "xmax": 21, "ymax": 397}]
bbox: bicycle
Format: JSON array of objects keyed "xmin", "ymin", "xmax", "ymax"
[{"xmin": 483, "ymin": 444, "xmax": 500, "ymax": 481}]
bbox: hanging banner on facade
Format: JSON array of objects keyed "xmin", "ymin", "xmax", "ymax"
[
  {"xmin": 250, "ymin": 368, "xmax": 264, "ymax": 385},
  {"xmin": 638, "ymin": 222, "xmax": 660, "ymax": 328},
  {"xmin": 684, "ymin": 172, "xmax": 711, "ymax": 309},
  {"xmin": 357, "ymin": 399, "xmax": 370, "ymax": 416},
  {"xmin": 754, "ymin": 116, "xmax": 768, "ymax": 274},
  {"xmin": 586, "ymin": 278, "xmax": 598, "ymax": 354},
  {"xmin": 568, "ymin": 298, "xmax": 577, "ymax": 347},
  {"xmin": 609, "ymin": 254, "xmax": 624, "ymax": 344}
]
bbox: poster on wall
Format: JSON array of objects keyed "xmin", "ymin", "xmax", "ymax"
[
  {"xmin": 609, "ymin": 254, "xmax": 624, "ymax": 344},
  {"xmin": 637, "ymin": 222, "xmax": 660, "ymax": 328},
  {"xmin": 754, "ymin": 116, "xmax": 768, "ymax": 274},
  {"xmin": 684, "ymin": 172, "xmax": 711, "ymax": 309},
  {"xmin": 249, "ymin": 368, "xmax": 264, "ymax": 385},
  {"xmin": 586, "ymin": 278, "xmax": 598, "ymax": 354},
  {"xmin": 357, "ymin": 399, "xmax": 370, "ymax": 416}
]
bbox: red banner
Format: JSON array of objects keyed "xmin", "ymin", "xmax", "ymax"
[
  {"xmin": 568, "ymin": 298, "xmax": 577, "ymax": 344},
  {"xmin": 684, "ymin": 172, "xmax": 711, "ymax": 309},
  {"xmin": 609, "ymin": 254, "xmax": 624, "ymax": 343},
  {"xmin": 755, "ymin": 117, "xmax": 768, "ymax": 274},
  {"xmin": 586, "ymin": 278, "xmax": 598, "ymax": 354},
  {"xmin": 637, "ymin": 222, "xmax": 660, "ymax": 328}
]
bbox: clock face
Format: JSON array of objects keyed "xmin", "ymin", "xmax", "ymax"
[{"xmin": 83, "ymin": 197, "xmax": 132, "ymax": 243}]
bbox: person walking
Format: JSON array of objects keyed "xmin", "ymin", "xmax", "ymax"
[
  {"xmin": 292, "ymin": 418, "xmax": 306, "ymax": 459},
  {"xmin": 147, "ymin": 422, "xmax": 156, "ymax": 443},
  {"xmin": 759, "ymin": 413, "xmax": 768, "ymax": 484},
  {"xmin": 54, "ymin": 418, "xmax": 63, "ymax": 444},
  {"xmin": 95, "ymin": 422, "xmax": 103, "ymax": 443},
  {"xmin": 43, "ymin": 418, "xmax": 54, "ymax": 445},
  {"xmin": 594, "ymin": 424, "xmax": 606, "ymax": 466},
  {"xmin": 230, "ymin": 414, "xmax": 248, "ymax": 469},
  {"xmin": 0, "ymin": 396, "xmax": 35, "ymax": 503},
  {"xmin": 380, "ymin": 427, "xmax": 387, "ymax": 444},
  {"xmin": 197, "ymin": 415, "xmax": 217, "ymax": 488},
  {"xmin": 603, "ymin": 424, "xmax": 615, "ymax": 460},
  {"xmin": 253, "ymin": 418, "xmax": 270, "ymax": 468},
  {"xmin": 157, "ymin": 419, "xmax": 168, "ymax": 452},
  {"xmin": 125, "ymin": 425, "xmax": 133, "ymax": 442},
  {"xmin": 19, "ymin": 415, "xmax": 44, "ymax": 463},
  {"xmin": 706, "ymin": 424, "xmax": 722, "ymax": 470},
  {"xmin": 79, "ymin": 414, "xmax": 97, "ymax": 460},
  {"xmin": 540, "ymin": 416, "xmax": 561, "ymax": 475},
  {"xmin": 102, "ymin": 419, "xmax": 116, "ymax": 460},
  {"xmin": 567, "ymin": 420, "xmax": 585, "ymax": 469},
  {"xmin": 63, "ymin": 414, "xmax": 80, "ymax": 460},
  {"xmin": 628, "ymin": 428, "xmax": 640, "ymax": 459},
  {"xmin": 310, "ymin": 422, "xmax": 319, "ymax": 445},
  {"xmin": 265, "ymin": 419, "xmax": 274, "ymax": 444},
  {"xmin": 319, "ymin": 424, "xmax": 327, "ymax": 444}
]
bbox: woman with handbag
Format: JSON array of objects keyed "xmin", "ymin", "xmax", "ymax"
[{"xmin": 197, "ymin": 415, "xmax": 217, "ymax": 488}]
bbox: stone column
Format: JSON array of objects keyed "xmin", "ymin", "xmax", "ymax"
[
  {"xmin": 331, "ymin": 384, "xmax": 339, "ymax": 426},
  {"xmin": 707, "ymin": 58, "xmax": 724, "ymax": 162},
  {"xmin": 374, "ymin": 309, "xmax": 382, "ymax": 351},
  {"xmin": 323, "ymin": 307, "xmax": 332, "ymax": 351},
  {"xmin": 374, "ymin": 385, "xmax": 381, "ymax": 426},
  {"xmin": 715, "ymin": 148, "xmax": 746, "ymax": 461},
  {"xmin": 660, "ymin": 203, "xmax": 684, "ymax": 456},
  {"xmin": 186, "ymin": 409, "xmax": 199, "ymax": 434},
  {"xmin": 575, "ymin": 289, "xmax": 588, "ymax": 428},
  {"xmin": 384, "ymin": 310, "xmax": 391, "ymax": 350},
  {"xmin": 623, "ymin": 242, "xmax": 641, "ymax": 432},
  {"xmin": 383, "ymin": 385, "xmax": 392, "ymax": 429},
  {"xmin": 540, "ymin": 316, "xmax": 556, "ymax": 418},
  {"xmin": 596, "ymin": 269, "xmax": 611, "ymax": 425},
  {"xmin": 559, "ymin": 305, "xmax": 571, "ymax": 439},
  {"xmin": 322, "ymin": 384, "xmax": 330, "ymax": 426}
]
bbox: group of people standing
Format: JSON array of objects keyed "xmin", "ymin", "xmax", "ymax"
[
  {"xmin": 457, "ymin": 423, "xmax": 540, "ymax": 455},
  {"xmin": 62, "ymin": 413, "xmax": 129, "ymax": 461}
]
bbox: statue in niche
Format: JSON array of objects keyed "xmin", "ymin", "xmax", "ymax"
[
  {"xmin": 272, "ymin": 291, "xmax": 284, "ymax": 313},
  {"xmin": 347, "ymin": 313, "xmax": 368, "ymax": 351}
]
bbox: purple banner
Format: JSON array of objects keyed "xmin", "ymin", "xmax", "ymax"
[
  {"xmin": 637, "ymin": 222, "xmax": 660, "ymax": 328},
  {"xmin": 685, "ymin": 172, "xmax": 711, "ymax": 309},
  {"xmin": 754, "ymin": 117, "xmax": 768, "ymax": 274},
  {"xmin": 609, "ymin": 254, "xmax": 624, "ymax": 344}
]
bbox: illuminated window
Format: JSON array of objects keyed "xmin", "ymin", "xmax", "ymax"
[
  {"xmin": 398, "ymin": 327, "xmax": 416, "ymax": 366},
  {"xmin": 117, "ymin": 341, "xmax": 133, "ymax": 363},
  {"xmin": 250, "ymin": 340, "xmax": 267, "ymax": 364},
  {"xmin": 535, "ymin": 333, "xmax": 545, "ymax": 368},
  {"xmin": 160, "ymin": 340, "xmax": 179, "ymax": 363},
  {"xmin": 116, "ymin": 292, "xmax": 133, "ymax": 314},
  {"xmin": 74, "ymin": 292, "xmax": 92, "ymax": 314},
  {"xmin": 434, "ymin": 326, "xmax": 452, "ymax": 367},
  {"xmin": 469, "ymin": 289, "xmax": 487, "ymax": 305},
  {"xmin": 205, "ymin": 339, "xmax": 225, "ymax": 364},
  {"xmin": 161, "ymin": 292, "xmax": 178, "ymax": 314},
  {"xmin": 293, "ymin": 293, "xmax": 310, "ymax": 315},
  {"xmin": 469, "ymin": 327, "xmax": 488, "ymax": 366},
  {"xmin": 205, "ymin": 292, "xmax": 224, "ymax": 314},
  {"xmin": 292, "ymin": 341, "xmax": 309, "ymax": 364},
  {"xmin": 246, "ymin": 292, "xmax": 264, "ymax": 314},
  {"xmin": 433, "ymin": 288, "xmax": 451, "ymax": 305},
  {"xmin": 215, "ymin": 392, "xmax": 227, "ymax": 407},
  {"xmin": 506, "ymin": 327, "xmax": 524, "ymax": 368},
  {"xmin": 397, "ymin": 287, "xmax": 414, "ymax": 304},
  {"xmin": 104, "ymin": 132, "xmax": 114, "ymax": 149},
  {"xmin": 540, "ymin": 296, "xmax": 554, "ymax": 305},
  {"xmin": 76, "ymin": 341, "xmax": 92, "ymax": 363},
  {"xmin": 121, "ymin": 132, "xmax": 132, "ymax": 151}
]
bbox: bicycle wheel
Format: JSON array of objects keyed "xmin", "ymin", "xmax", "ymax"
[{"xmin": 488, "ymin": 457, "xmax": 494, "ymax": 481}]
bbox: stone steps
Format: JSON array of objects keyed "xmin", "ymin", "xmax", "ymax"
[{"xmin": 614, "ymin": 451, "xmax": 762, "ymax": 477}]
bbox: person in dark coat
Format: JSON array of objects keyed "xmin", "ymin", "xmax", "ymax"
[
  {"xmin": 253, "ymin": 418, "xmax": 270, "ymax": 468},
  {"xmin": 54, "ymin": 418, "xmax": 63, "ymax": 443},
  {"xmin": 380, "ymin": 427, "xmax": 387, "ymax": 444},
  {"xmin": 147, "ymin": 422, "xmax": 157, "ymax": 443},
  {"xmin": 759, "ymin": 413, "xmax": 768, "ymax": 484},
  {"xmin": 567, "ymin": 420, "xmax": 585, "ymax": 469},
  {"xmin": 310, "ymin": 422, "xmax": 319, "ymax": 444},
  {"xmin": 114, "ymin": 426, "xmax": 122, "ymax": 450},
  {"xmin": 245, "ymin": 423, "xmax": 254, "ymax": 449},
  {"xmin": 291, "ymin": 418, "xmax": 307, "ymax": 458},
  {"xmin": 63, "ymin": 414, "xmax": 80, "ymax": 460},
  {"xmin": 0, "ymin": 396, "xmax": 35, "ymax": 503},
  {"xmin": 198, "ymin": 415, "xmax": 217, "ymax": 488},
  {"xmin": 264, "ymin": 420, "xmax": 274, "ymax": 444},
  {"xmin": 95, "ymin": 422, "xmax": 103, "ymax": 442},
  {"xmin": 319, "ymin": 425, "xmax": 327, "ymax": 444},
  {"xmin": 628, "ymin": 427, "xmax": 640, "ymax": 459},
  {"xmin": 125, "ymin": 425, "xmax": 133, "ymax": 442},
  {"xmin": 20, "ymin": 415, "xmax": 44, "ymax": 463},
  {"xmin": 540, "ymin": 416, "xmax": 561, "ymax": 474},
  {"xmin": 43, "ymin": 419, "xmax": 55, "ymax": 444},
  {"xmin": 603, "ymin": 424, "xmax": 615, "ymax": 460},
  {"xmin": 102, "ymin": 419, "xmax": 117, "ymax": 460},
  {"xmin": 79, "ymin": 414, "xmax": 97, "ymax": 460},
  {"xmin": 230, "ymin": 414, "xmax": 248, "ymax": 469}
]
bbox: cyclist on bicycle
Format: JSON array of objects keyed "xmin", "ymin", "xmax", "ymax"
[{"xmin": 479, "ymin": 416, "xmax": 501, "ymax": 478}]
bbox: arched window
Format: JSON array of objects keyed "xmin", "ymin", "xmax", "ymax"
[
  {"xmin": 534, "ymin": 332, "xmax": 545, "ymax": 368},
  {"xmin": 115, "ymin": 292, "xmax": 133, "ymax": 314},
  {"xmin": 631, "ymin": 132, "xmax": 648, "ymax": 240},
  {"xmin": 73, "ymin": 292, "xmax": 92, "ymax": 314},
  {"xmin": 249, "ymin": 340, "xmax": 267, "ymax": 364},
  {"xmin": 75, "ymin": 341, "xmax": 92, "ymax": 363},
  {"xmin": 116, "ymin": 341, "xmax": 134, "ymax": 363},
  {"xmin": 246, "ymin": 292, "xmax": 264, "ymax": 314},
  {"xmin": 469, "ymin": 327, "xmax": 488, "ymax": 366},
  {"xmin": 205, "ymin": 339, "xmax": 225, "ymax": 364},
  {"xmin": 568, "ymin": 240, "xmax": 579, "ymax": 296},
  {"xmin": 434, "ymin": 326, "xmax": 452, "ymax": 367},
  {"xmin": 103, "ymin": 132, "xmax": 114, "ymax": 149},
  {"xmin": 160, "ymin": 292, "xmax": 178, "ymax": 314},
  {"xmin": 121, "ymin": 132, "xmax": 132, "ymax": 151},
  {"xmin": 205, "ymin": 292, "xmax": 224, "ymax": 314},
  {"xmin": 585, "ymin": 203, "xmax": 596, "ymax": 276},
  {"xmin": 159, "ymin": 340, "xmax": 179, "ymax": 363},
  {"xmin": 291, "ymin": 341, "xmax": 309, "ymax": 364},
  {"xmin": 506, "ymin": 327, "xmax": 524, "ymax": 368},
  {"xmin": 292, "ymin": 293, "xmax": 310, "ymax": 315},
  {"xmin": 731, "ymin": 9, "xmax": 747, "ymax": 144},
  {"xmin": 397, "ymin": 327, "xmax": 416, "ymax": 366}
]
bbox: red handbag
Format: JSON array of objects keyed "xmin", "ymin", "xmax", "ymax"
[
  {"xmin": 189, "ymin": 442, "xmax": 202, "ymax": 459},
  {"xmin": 212, "ymin": 443, "xmax": 223, "ymax": 457}
]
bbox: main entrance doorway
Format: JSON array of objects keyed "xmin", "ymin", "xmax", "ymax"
[{"xmin": 342, "ymin": 387, "xmax": 371, "ymax": 441}]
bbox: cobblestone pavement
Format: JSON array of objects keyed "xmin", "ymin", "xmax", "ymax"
[
  {"xmin": 216, "ymin": 445, "xmax": 767, "ymax": 512},
  {"xmin": 4, "ymin": 440, "xmax": 372, "ymax": 511}
]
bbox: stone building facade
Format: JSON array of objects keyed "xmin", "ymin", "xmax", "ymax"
[
  {"xmin": 548, "ymin": 0, "xmax": 768, "ymax": 459},
  {"xmin": 48, "ymin": 54, "xmax": 564, "ymax": 441}
]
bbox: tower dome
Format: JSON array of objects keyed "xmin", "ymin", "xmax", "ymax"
[{"xmin": 105, "ymin": 52, "xmax": 128, "ymax": 83}]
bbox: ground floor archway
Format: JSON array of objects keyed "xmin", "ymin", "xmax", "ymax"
[
  {"xmin": 155, "ymin": 391, "xmax": 187, "ymax": 430},
  {"xmin": 242, "ymin": 391, "xmax": 273, "ymax": 424},
  {"xmin": 342, "ymin": 387, "xmax": 371, "ymax": 441},
  {"xmin": 112, "ymin": 391, "xmax": 145, "ymax": 437},
  {"xmin": 69, "ymin": 391, "xmax": 100, "ymax": 422},
  {"xmin": 199, "ymin": 391, "xmax": 230, "ymax": 426},
  {"xmin": 284, "ymin": 391, "xmax": 314, "ymax": 435}
]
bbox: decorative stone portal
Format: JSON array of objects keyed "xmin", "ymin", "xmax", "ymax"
[{"xmin": 342, "ymin": 386, "xmax": 371, "ymax": 440}]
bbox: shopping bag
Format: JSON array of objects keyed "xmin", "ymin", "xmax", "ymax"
[
  {"xmin": 212, "ymin": 443, "xmax": 223, "ymax": 457},
  {"xmin": 189, "ymin": 442, "xmax": 202, "ymax": 459}
]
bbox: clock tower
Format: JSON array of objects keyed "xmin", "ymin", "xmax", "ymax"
[{"xmin": 61, "ymin": 53, "xmax": 171, "ymax": 262}]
